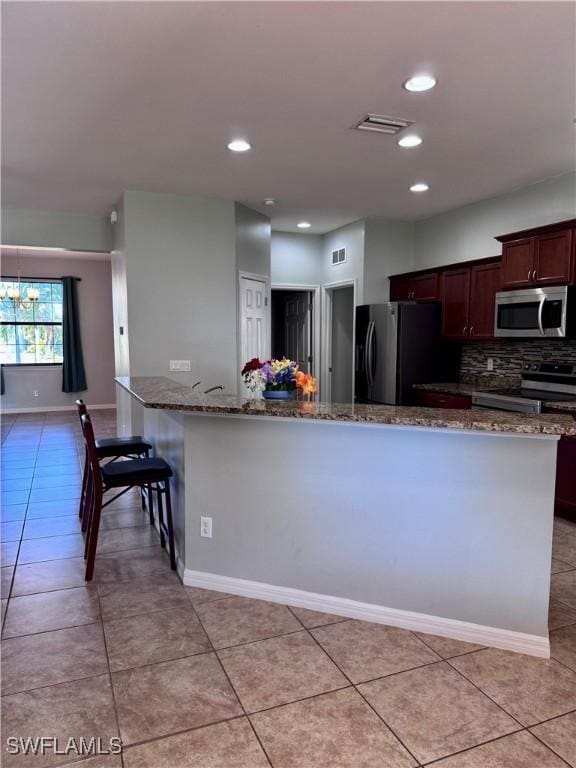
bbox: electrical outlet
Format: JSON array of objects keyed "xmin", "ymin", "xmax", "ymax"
[
  {"xmin": 170, "ymin": 360, "xmax": 191, "ymax": 372},
  {"xmin": 487, "ymin": 358, "xmax": 494, "ymax": 372},
  {"xmin": 33, "ymin": 390, "xmax": 40, "ymax": 398},
  {"xmin": 200, "ymin": 516, "xmax": 213, "ymax": 538}
]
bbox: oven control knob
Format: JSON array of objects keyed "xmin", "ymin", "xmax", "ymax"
[
  {"xmin": 524, "ymin": 364, "xmax": 530, "ymax": 370},
  {"xmin": 532, "ymin": 364, "xmax": 538, "ymax": 371}
]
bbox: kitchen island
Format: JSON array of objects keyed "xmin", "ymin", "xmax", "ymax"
[{"xmin": 116, "ymin": 376, "xmax": 576, "ymax": 657}]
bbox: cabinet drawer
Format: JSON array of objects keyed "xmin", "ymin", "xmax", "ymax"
[{"xmin": 418, "ymin": 391, "xmax": 472, "ymax": 410}]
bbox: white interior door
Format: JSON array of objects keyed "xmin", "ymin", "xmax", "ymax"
[
  {"xmin": 284, "ymin": 292, "xmax": 311, "ymax": 373},
  {"xmin": 240, "ymin": 277, "xmax": 269, "ymax": 391}
]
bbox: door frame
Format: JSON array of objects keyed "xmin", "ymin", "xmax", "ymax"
[
  {"xmin": 271, "ymin": 283, "xmax": 321, "ymax": 380},
  {"xmin": 321, "ymin": 279, "xmax": 357, "ymax": 403},
  {"xmin": 238, "ymin": 271, "xmax": 271, "ymax": 394}
]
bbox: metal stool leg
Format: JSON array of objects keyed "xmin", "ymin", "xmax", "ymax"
[
  {"xmin": 164, "ymin": 480, "xmax": 176, "ymax": 570},
  {"xmin": 156, "ymin": 483, "xmax": 166, "ymax": 549}
]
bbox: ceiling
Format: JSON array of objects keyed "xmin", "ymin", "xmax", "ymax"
[{"xmin": 2, "ymin": 1, "xmax": 575, "ymax": 234}]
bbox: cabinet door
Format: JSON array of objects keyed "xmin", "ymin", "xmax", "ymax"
[
  {"xmin": 468, "ymin": 263, "xmax": 501, "ymax": 339},
  {"xmin": 418, "ymin": 391, "xmax": 472, "ymax": 410},
  {"xmin": 556, "ymin": 435, "xmax": 576, "ymax": 514},
  {"xmin": 501, "ymin": 238, "xmax": 535, "ymax": 288},
  {"xmin": 412, "ymin": 272, "xmax": 440, "ymax": 301},
  {"xmin": 440, "ymin": 268, "xmax": 471, "ymax": 339},
  {"xmin": 534, "ymin": 229, "xmax": 573, "ymax": 285},
  {"xmin": 389, "ymin": 276, "xmax": 413, "ymax": 301}
]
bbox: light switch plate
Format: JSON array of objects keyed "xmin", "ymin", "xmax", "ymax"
[{"xmin": 170, "ymin": 360, "xmax": 191, "ymax": 372}]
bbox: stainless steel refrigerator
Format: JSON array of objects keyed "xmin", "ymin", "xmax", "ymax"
[{"xmin": 355, "ymin": 302, "xmax": 456, "ymax": 405}]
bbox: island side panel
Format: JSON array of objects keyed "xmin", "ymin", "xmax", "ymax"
[{"xmin": 184, "ymin": 415, "xmax": 557, "ymax": 638}]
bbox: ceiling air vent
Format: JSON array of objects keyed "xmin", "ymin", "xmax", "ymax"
[
  {"xmin": 354, "ymin": 114, "xmax": 414, "ymax": 135},
  {"xmin": 332, "ymin": 247, "xmax": 347, "ymax": 266}
]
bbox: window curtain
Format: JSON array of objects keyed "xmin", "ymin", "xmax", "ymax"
[{"xmin": 61, "ymin": 276, "xmax": 87, "ymax": 393}]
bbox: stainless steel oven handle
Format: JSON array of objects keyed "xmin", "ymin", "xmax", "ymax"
[{"xmin": 537, "ymin": 296, "xmax": 545, "ymax": 336}]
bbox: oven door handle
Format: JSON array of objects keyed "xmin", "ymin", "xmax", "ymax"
[{"xmin": 537, "ymin": 296, "xmax": 546, "ymax": 336}]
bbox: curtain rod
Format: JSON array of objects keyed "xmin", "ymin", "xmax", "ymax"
[{"xmin": 0, "ymin": 275, "xmax": 82, "ymax": 282}]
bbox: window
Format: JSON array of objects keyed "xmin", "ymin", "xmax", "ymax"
[{"xmin": 0, "ymin": 279, "xmax": 63, "ymax": 365}]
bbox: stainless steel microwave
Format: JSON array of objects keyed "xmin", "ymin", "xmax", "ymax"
[{"xmin": 494, "ymin": 286, "xmax": 576, "ymax": 338}]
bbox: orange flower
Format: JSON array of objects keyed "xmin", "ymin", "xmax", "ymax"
[{"xmin": 296, "ymin": 371, "xmax": 318, "ymax": 396}]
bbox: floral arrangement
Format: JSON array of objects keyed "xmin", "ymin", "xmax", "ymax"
[{"xmin": 242, "ymin": 357, "xmax": 318, "ymax": 398}]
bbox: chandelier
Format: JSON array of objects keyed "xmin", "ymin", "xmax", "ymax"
[{"xmin": 0, "ymin": 249, "xmax": 40, "ymax": 309}]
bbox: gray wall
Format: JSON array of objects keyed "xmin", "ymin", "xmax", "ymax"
[
  {"xmin": 321, "ymin": 220, "xmax": 365, "ymax": 302},
  {"xmin": 235, "ymin": 203, "xmax": 271, "ymax": 277},
  {"xmin": 271, "ymin": 232, "xmax": 323, "ymax": 285},
  {"xmin": 363, "ymin": 218, "xmax": 415, "ymax": 304},
  {"xmin": 2, "ymin": 206, "xmax": 112, "ymax": 252},
  {"xmin": 184, "ymin": 414, "xmax": 556, "ymax": 639},
  {"xmin": 115, "ymin": 191, "xmax": 238, "ymax": 393},
  {"xmin": 1, "ymin": 254, "xmax": 115, "ymax": 409},
  {"xmin": 413, "ymin": 172, "xmax": 576, "ymax": 269},
  {"xmin": 331, "ymin": 286, "xmax": 354, "ymax": 403}
]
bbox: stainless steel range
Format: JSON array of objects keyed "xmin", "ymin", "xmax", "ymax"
[{"xmin": 472, "ymin": 361, "xmax": 576, "ymax": 414}]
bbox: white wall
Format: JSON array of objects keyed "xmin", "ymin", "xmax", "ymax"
[
  {"xmin": 235, "ymin": 203, "xmax": 271, "ymax": 277},
  {"xmin": 1, "ymin": 254, "xmax": 115, "ymax": 410},
  {"xmin": 119, "ymin": 191, "xmax": 238, "ymax": 393},
  {"xmin": 271, "ymin": 232, "xmax": 323, "ymax": 285},
  {"xmin": 1, "ymin": 206, "xmax": 112, "ymax": 252},
  {"xmin": 321, "ymin": 220, "xmax": 365, "ymax": 303},
  {"xmin": 413, "ymin": 172, "xmax": 576, "ymax": 269},
  {"xmin": 363, "ymin": 218, "xmax": 415, "ymax": 304}
]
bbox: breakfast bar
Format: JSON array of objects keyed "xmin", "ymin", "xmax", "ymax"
[{"xmin": 116, "ymin": 376, "xmax": 576, "ymax": 658}]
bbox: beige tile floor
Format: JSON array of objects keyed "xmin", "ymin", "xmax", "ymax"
[{"xmin": 1, "ymin": 409, "xmax": 576, "ymax": 767}]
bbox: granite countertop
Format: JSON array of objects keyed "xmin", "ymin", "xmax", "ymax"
[
  {"xmin": 116, "ymin": 376, "xmax": 576, "ymax": 436},
  {"xmin": 544, "ymin": 401, "xmax": 576, "ymax": 414},
  {"xmin": 413, "ymin": 379, "xmax": 520, "ymax": 397}
]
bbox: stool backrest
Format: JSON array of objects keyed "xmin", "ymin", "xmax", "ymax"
[
  {"xmin": 76, "ymin": 399, "xmax": 88, "ymax": 435},
  {"xmin": 80, "ymin": 414, "xmax": 103, "ymax": 495}
]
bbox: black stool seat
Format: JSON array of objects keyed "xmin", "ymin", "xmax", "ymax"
[
  {"xmin": 102, "ymin": 457, "xmax": 173, "ymax": 487},
  {"xmin": 96, "ymin": 436, "xmax": 152, "ymax": 459}
]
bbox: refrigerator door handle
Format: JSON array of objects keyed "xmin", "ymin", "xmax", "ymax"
[{"xmin": 366, "ymin": 321, "xmax": 376, "ymax": 387}]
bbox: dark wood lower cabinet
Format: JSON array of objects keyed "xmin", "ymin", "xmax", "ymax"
[
  {"xmin": 556, "ymin": 434, "xmax": 576, "ymax": 519},
  {"xmin": 417, "ymin": 391, "xmax": 472, "ymax": 410}
]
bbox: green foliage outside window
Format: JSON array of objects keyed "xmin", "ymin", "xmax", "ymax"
[{"xmin": 0, "ymin": 280, "xmax": 64, "ymax": 364}]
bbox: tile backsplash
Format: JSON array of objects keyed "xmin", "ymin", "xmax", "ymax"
[{"xmin": 460, "ymin": 339, "xmax": 576, "ymax": 385}]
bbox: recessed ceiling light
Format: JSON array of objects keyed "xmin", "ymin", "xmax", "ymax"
[
  {"xmin": 227, "ymin": 139, "xmax": 251, "ymax": 152},
  {"xmin": 297, "ymin": 221, "xmax": 312, "ymax": 229},
  {"xmin": 263, "ymin": 198, "xmax": 277, "ymax": 206},
  {"xmin": 410, "ymin": 182, "xmax": 429, "ymax": 193},
  {"xmin": 403, "ymin": 74, "xmax": 437, "ymax": 92},
  {"xmin": 398, "ymin": 134, "xmax": 423, "ymax": 148}
]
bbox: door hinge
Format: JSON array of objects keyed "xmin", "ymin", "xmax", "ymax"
[
  {"xmin": 265, "ymin": 297, "xmax": 268, "ymax": 306},
  {"xmin": 308, "ymin": 355, "xmax": 313, "ymax": 362}
]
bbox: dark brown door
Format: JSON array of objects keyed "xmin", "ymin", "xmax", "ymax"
[
  {"xmin": 501, "ymin": 238, "xmax": 535, "ymax": 288},
  {"xmin": 412, "ymin": 272, "xmax": 440, "ymax": 301},
  {"xmin": 389, "ymin": 276, "xmax": 414, "ymax": 301},
  {"xmin": 441, "ymin": 268, "xmax": 471, "ymax": 340},
  {"xmin": 556, "ymin": 435, "xmax": 576, "ymax": 514},
  {"xmin": 534, "ymin": 229, "xmax": 573, "ymax": 285},
  {"xmin": 468, "ymin": 263, "xmax": 501, "ymax": 339}
]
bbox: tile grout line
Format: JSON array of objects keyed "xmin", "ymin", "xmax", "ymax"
[
  {"xmin": 188, "ymin": 599, "xmax": 276, "ymax": 768},
  {"xmin": 285, "ymin": 606, "xmax": 424, "ymax": 767}
]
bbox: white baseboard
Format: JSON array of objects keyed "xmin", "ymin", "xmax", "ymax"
[
  {"xmin": 183, "ymin": 568, "xmax": 550, "ymax": 659},
  {"xmin": 2, "ymin": 403, "xmax": 116, "ymax": 415}
]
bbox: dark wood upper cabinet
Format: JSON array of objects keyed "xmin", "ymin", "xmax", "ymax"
[
  {"xmin": 389, "ymin": 271, "xmax": 439, "ymax": 302},
  {"xmin": 441, "ymin": 268, "xmax": 471, "ymax": 340},
  {"xmin": 389, "ymin": 276, "xmax": 413, "ymax": 301},
  {"xmin": 496, "ymin": 220, "xmax": 575, "ymax": 289},
  {"xmin": 412, "ymin": 272, "xmax": 440, "ymax": 301},
  {"xmin": 501, "ymin": 238, "xmax": 535, "ymax": 289},
  {"xmin": 534, "ymin": 229, "xmax": 573, "ymax": 285},
  {"xmin": 468, "ymin": 262, "xmax": 501, "ymax": 339}
]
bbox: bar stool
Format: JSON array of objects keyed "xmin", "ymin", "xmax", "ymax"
[
  {"xmin": 81, "ymin": 413, "xmax": 176, "ymax": 581},
  {"xmin": 76, "ymin": 400, "xmax": 154, "ymax": 529}
]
